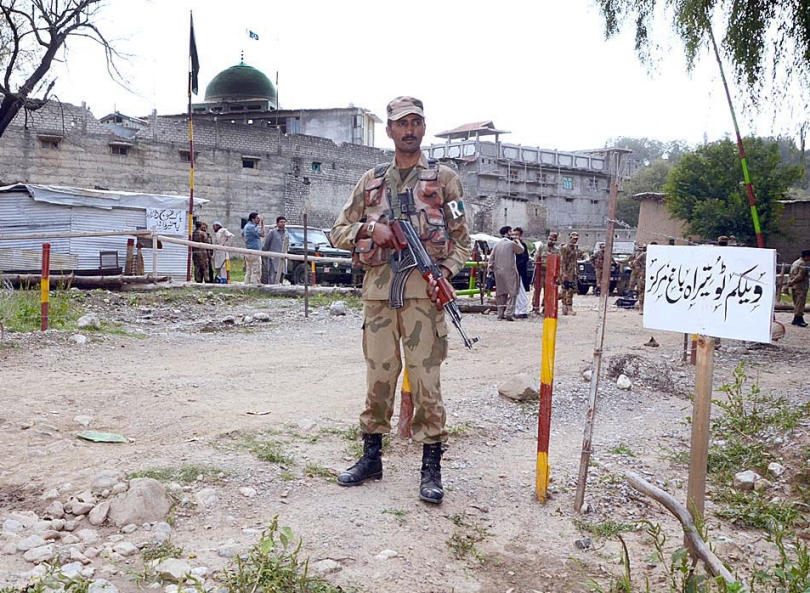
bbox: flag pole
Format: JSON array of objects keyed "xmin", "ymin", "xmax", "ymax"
[{"xmin": 186, "ymin": 11, "xmax": 199, "ymax": 282}]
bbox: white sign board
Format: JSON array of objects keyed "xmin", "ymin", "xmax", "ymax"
[
  {"xmin": 146, "ymin": 208, "xmax": 187, "ymax": 235},
  {"xmin": 643, "ymin": 245, "xmax": 776, "ymax": 343}
]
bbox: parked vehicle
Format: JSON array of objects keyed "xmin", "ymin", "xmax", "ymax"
[
  {"xmin": 577, "ymin": 256, "xmax": 620, "ymax": 295},
  {"xmin": 283, "ymin": 226, "xmax": 354, "ymax": 286}
]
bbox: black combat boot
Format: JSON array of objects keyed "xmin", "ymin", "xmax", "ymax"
[
  {"xmin": 337, "ymin": 433, "xmax": 383, "ymax": 486},
  {"xmin": 419, "ymin": 443, "xmax": 444, "ymax": 504},
  {"xmin": 793, "ymin": 316, "xmax": 809, "ymax": 327}
]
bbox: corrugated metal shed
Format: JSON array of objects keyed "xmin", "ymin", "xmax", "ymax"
[{"xmin": 0, "ymin": 184, "xmax": 207, "ymax": 278}]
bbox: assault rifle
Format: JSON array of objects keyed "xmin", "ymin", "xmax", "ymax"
[{"xmin": 389, "ymin": 213, "xmax": 479, "ymax": 350}]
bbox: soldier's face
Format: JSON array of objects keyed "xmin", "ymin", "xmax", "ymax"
[{"xmin": 387, "ymin": 114, "xmax": 425, "ymax": 154}]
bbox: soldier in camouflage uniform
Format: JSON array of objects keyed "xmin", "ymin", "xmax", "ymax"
[
  {"xmin": 630, "ymin": 242, "xmax": 654, "ymax": 313},
  {"xmin": 559, "ymin": 232, "xmax": 579, "ymax": 315},
  {"xmin": 787, "ymin": 249, "xmax": 810, "ymax": 327},
  {"xmin": 532, "ymin": 231, "xmax": 559, "ymax": 315},
  {"xmin": 330, "ymin": 96, "xmax": 471, "ymax": 504}
]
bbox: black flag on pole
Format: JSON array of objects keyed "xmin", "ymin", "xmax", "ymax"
[{"xmin": 189, "ymin": 13, "xmax": 200, "ymax": 96}]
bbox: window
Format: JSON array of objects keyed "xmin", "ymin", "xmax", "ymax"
[
  {"xmin": 565, "ymin": 197, "xmax": 574, "ymax": 203},
  {"xmin": 110, "ymin": 145, "xmax": 130, "ymax": 156},
  {"xmin": 587, "ymin": 178, "xmax": 600, "ymax": 191},
  {"xmin": 591, "ymin": 199, "xmax": 599, "ymax": 205},
  {"xmin": 311, "ymin": 162, "xmax": 322, "ymax": 173},
  {"xmin": 242, "ymin": 157, "xmax": 260, "ymax": 169},
  {"xmin": 39, "ymin": 135, "xmax": 62, "ymax": 149},
  {"xmin": 562, "ymin": 176, "xmax": 573, "ymax": 190},
  {"xmin": 179, "ymin": 150, "xmax": 199, "ymax": 162}
]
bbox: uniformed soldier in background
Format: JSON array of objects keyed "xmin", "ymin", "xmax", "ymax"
[
  {"xmin": 532, "ymin": 231, "xmax": 559, "ymax": 315},
  {"xmin": 787, "ymin": 249, "xmax": 810, "ymax": 327},
  {"xmin": 559, "ymin": 232, "xmax": 579, "ymax": 315}
]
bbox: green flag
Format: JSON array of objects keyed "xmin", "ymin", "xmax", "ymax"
[{"xmin": 189, "ymin": 13, "xmax": 199, "ymax": 95}]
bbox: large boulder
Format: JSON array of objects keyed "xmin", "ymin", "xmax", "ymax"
[
  {"xmin": 108, "ymin": 479, "xmax": 172, "ymax": 527},
  {"xmin": 498, "ymin": 373, "xmax": 539, "ymax": 402}
]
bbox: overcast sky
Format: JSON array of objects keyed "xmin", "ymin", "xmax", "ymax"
[{"xmin": 48, "ymin": 0, "xmax": 801, "ymax": 152}]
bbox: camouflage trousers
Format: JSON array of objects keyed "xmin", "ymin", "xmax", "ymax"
[
  {"xmin": 360, "ymin": 299, "xmax": 449, "ymax": 444},
  {"xmin": 793, "ymin": 288, "xmax": 808, "ymax": 317},
  {"xmin": 637, "ymin": 278, "xmax": 646, "ymax": 308},
  {"xmin": 560, "ymin": 285, "xmax": 575, "ymax": 307}
]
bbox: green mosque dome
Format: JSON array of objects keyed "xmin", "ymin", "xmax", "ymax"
[{"xmin": 204, "ymin": 62, "xmax": 277, "ymax": 106}]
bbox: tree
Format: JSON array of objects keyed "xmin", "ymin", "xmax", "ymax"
[
  {"xmin": 664, "ymin": 137, "xmax": 802, "ymax": 244},
  {"xmin": 0, "ymin": 0, "xmax": 120, "ymax": 138},
  {"xmin": 617, "ymin": 158, "xmax": 676, "ymax": 227},
  {"xmin": 596, "ymin": 1, "xmax": 810, "ymax": 122},
  {"xmin": 606, "ymin": 136, "xmax": 689, "ymax": 168}
]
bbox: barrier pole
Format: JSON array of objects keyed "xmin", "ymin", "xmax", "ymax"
[
  {"xmin": 536, "ymin": 253, "xmax": 560, "ymax": 502},
  {"xmin": 225, "ymin": 259, "xmax": 231, "ymax": 284},
  {"xmin": 41, "ymin": 243, "xmax": 51, "ymax": 331}
]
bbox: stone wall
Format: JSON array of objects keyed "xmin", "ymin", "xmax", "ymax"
[{"xmin": 0, "ymin": 101, "xmax": 389, "ymax": 242}]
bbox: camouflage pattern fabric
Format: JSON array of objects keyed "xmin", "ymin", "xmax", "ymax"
[
  {"xmin": 559, "ymin": 243, "xmax": 578, "ymax": 306},
  {"xmin": 360, "ymin": 299, "xmax": 448, "ymax": 444},
  {"xmin": 631, "ymin": 251, "xmax": 647, "ymax": 307},
  {"xmin": 192, "ymin": 228, "xmax": 211, "ymax": 283},
  {"xmin": 331, "ymin": 153, "xmax": 470, "ymax": 445},
  {"xmin": 789, "ymin": 257, "xmax": 809, "ymax": 317},
  {"xmin": 589, "ymin": 249, "xmax": 605, "ymax": 294}
]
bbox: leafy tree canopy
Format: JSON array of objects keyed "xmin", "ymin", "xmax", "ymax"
[
  {"xmin": 0, "ymin": 0, "xmax": 120, "ymax": 138},
  {"xmin": 606, "ymin": 136, "xmax": 689, "ymax": 168},
  {"xmin": 596, "ymin": 1, "xmax": 810, "ymax": 133},
  {"xmin": 664, "ymin": 137, "xmax": 802, "ymax": 244}
]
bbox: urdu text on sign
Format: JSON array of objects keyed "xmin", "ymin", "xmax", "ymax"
[{"xmin": 643, "ymin": 245, "xmax": 776, "ymax": 343}]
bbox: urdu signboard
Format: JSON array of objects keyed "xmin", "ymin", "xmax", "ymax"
[{"xmin": 642, "ymin": 245, "xmax": 776, "ymax": 343}]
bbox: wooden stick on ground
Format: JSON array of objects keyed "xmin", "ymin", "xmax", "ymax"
[{"xmin": 625, "ymin": 472, "xmax": 747, "ymax": 591}]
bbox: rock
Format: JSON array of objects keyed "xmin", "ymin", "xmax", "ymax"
[
  {"xmin": 329, "ymin": 301, "xmax": 347, "ymax": 316},
  {"xmin": 644, "ymin": 336, "xmax": 659, "ymax": 347},
  {"xmin": 121, "ymin": 524, "xmax": 137, "ymax": 534},
  {"xmin": 108, "ymin": 478, "xmax": 172, "ymax": 527},
  {"xmin": 42, "ymin": 489, "xmax": 60, "ymax": 500},
  {"xmin": 71, "ymin": 334, "xmax": 88, "ymax": 345},
  {"xmin": 733, "ymin": 470, "xmax": 761, "ymax": 491},
  {"xmin": 112, "ymin": 542, "xmax": 139, "ymax": 557},
  {"xmin": 377, "ymin": 549, "xmax": 398, "ymax": 558},
  {"xmin": 87, "ymin": 579, "xmax": 118, "ymax": 593},
  {"xmin": 221, "ymin": 316, "xmax": 236, "ymax": 325},
  {"xmin": 575, "ymin": 537, "xmax": 593, "ymax": 550},
  {"xmin": 582, "ymin": 369, "xmax": 593, "ymax": 382},
  {"xmin": 67, "ymin": 491, "xmax": 97, "ymax": 516},
  {"xmin": 218, "ymin": 542, "xmax": 240, "ymax": 558},
  {"xmin": 23, "ymin": 544, "xmax": 55, "ymax": 563},
  {"xmin": 253, "ymin": 312, "xmax": 271, "ymax": 322},
  {"xmin": 88, "ymin": 501, "xmax": 110, "ymax": 526},
  {"xmin": 151, "ymin": 522, "xmax": 172, "ymax": 545},
  {"xmin": 195, "ymin": 488, "xmax": 219, "ymax": 510},
  {"xmin": 8, "ymin": 512, "xmax": 38, "ymax": 529},
  {"xmin": 153, "ymin": 559, "xmax": 192, "ymax": 581},
  {"xmin": 312, "ymin": 559, "xmax": 342, "ymax": 574},
  {"xmin": 754, "ymin": 478, "xmax": 772, "ymax": 492},
  {"xmin": 2, "ymin": 519, "xmax": 25, "ymax": 534},
  {"xmin": 92, "ymin": 471, "xmax": 121, "ymax": 492},
  {"xmin": 77, "ymin": 529, "xmax": 101, "ymax": 545},
  {"xmin": 768, "ymin": 462, "xmax": 785, "ymax": 478},
  {"xmin": 70, "ymin": 548, "xmax": 91, "ymax": 564},
  {"xmin": 60, "ymin": 561, "xmax": 84, "ymax": 579},
  {"xmin": 498, "ymin": 373, "xmax": 539, "ymax": 402},
  {"xmin": 45, "ymin": 501, "xmax": 65, "ymax": 519},
  {"xmin": 17, "ymin": 534, "xmax": 47, "ymax": 552},
  {"xmin": 77, "ymin": 314, "xmax": 101, "ymax": 330},
  {"xmin": 239, "ymin": 487, "xmax": 257, "ymax": 498},
  {"xmin": 616, "ymin": 374, "xmax": 632, "ymax": 390}
]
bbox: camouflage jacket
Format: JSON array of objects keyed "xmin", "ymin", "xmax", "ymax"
[
  {"xmin": 330, "ymin": 153, "xmax": 471, "ymax": 301},
  {"xmin": 559, "ymin": 243, "xmax": 578, "ymax": 279},
  {"xmin": 535, "ymin": 244, "xmax": 559, "ymax": 265},
  {"xmin": 789, "ymin": 258, "xmax": 809, "ymax": 290}
]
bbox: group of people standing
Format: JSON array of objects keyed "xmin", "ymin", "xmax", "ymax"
[
  {"xmin": 191, "ymin": 220, "xmax": 234, "ymax": 283},
  {"xmin": 240, "ymin": 213, "xmax": 290, "ymax": 286}
]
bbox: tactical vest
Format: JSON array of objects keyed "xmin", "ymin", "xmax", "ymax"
[{"xmin": 353, "ymin": 159, "xmax": 453, "ymax": 269}]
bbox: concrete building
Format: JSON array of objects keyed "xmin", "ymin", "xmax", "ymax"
[
  {"xmin": 425, "ymin": 122, "xmax": 634, "ymax": 242},
  {"xmin": 0, "ymin": 62, "xmax": 635, "ymax": 245}
]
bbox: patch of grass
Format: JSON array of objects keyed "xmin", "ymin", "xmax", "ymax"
[
  {"xmin": 218, "ymin": 517, "xmax": 352, "ymax": 592},
  {"xmin": 382, "ymin": 508, "xmax": 407, "ymax": 523},
  {"xmin": 306, "ymin": 292, "xmax": 363, "ymax": 310},
  {"xmin": 713, "ymin": 488, "xmax": 799, "ymax": 529},
  {"xmin": 448, "ymin": 422, "xmax": 476, "ymax": 437},
  {"xmin": 607, "ymin": 443, "xmax": 635, "ymax": 457},
  {"xmin": 304, "ymin": 463, "xmax": 334, "ymax": 478},
  {"xmin": 0, "ymin": 560, "xmax": 92, "ymax": 592},
  {"xmin": 237, "ymin": 434, "xmax": 295, "ymax": 465},
  {"xmin": 573, "ymin": 517, "xmax": 640, "ymax": 538},
  {"xmin": 444, "ymin": 514, "xmax": 490, "ymax": 564},
  {"xmin": 0, "ymin": 288, "xmax": 83, "ymax": 332},
  {"xmin": 141, "ymin": 540, "xmax": 185, "ymax": 563},
  {"xmin": 127, "ymin": 463, "xmax": 225, "ymax": 485},
  {"xmin": 279, "ymin": 470, "xmax": 296, "ymax": 481},
  {"xmin": 321, "ymin": 424, "xmax": 362, "ymax": 441}
]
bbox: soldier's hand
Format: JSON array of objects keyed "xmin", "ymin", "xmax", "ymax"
[
  {"xmin": 426, "ymin": 266, "xmax": 454, "ymax": 310},
  {"xmin": 369, "ymin": 221, "xmax": 395, "ymax": 248}
]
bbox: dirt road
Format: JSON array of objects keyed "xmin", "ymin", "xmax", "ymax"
[{"xmin": 0, "ymin": 288, "xmax": 806, "ymax": 592}]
